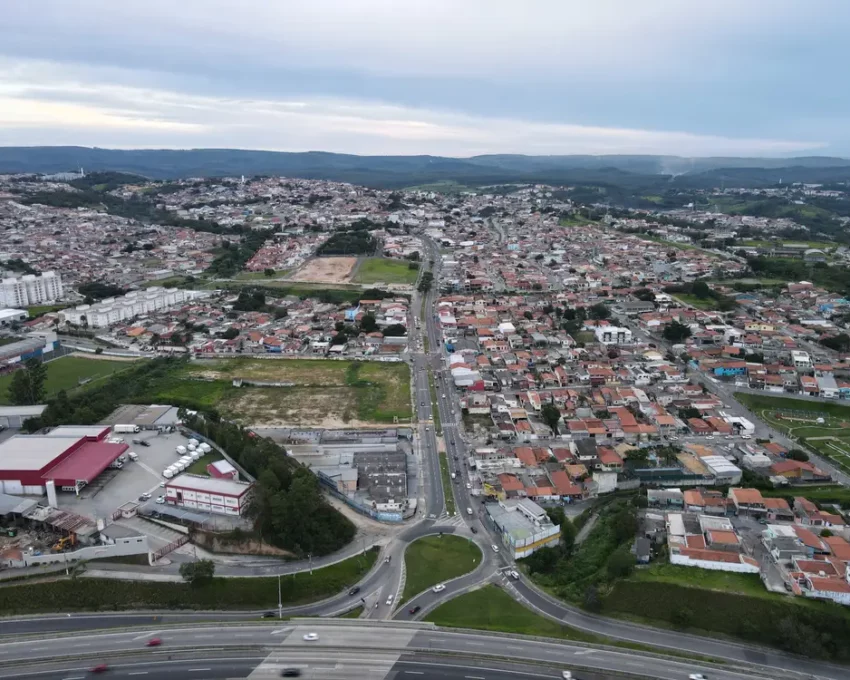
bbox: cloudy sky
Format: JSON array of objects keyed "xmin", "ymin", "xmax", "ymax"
[{"xmin": 2, "ymin": 1, "xmax": 848, "ymax": 157}]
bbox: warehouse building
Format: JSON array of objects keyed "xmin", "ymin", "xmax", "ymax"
[
  {"xmin": 165, "ymin": 473, "xmax": 253, "ymax": 516},
  {"xmin": 0, "ymin": 426, "xmax": 126, "ymax": 495}
]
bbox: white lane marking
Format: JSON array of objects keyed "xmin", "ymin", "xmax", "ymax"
[
  {"xmin": 132, "ymin": 631, "xmax": 158, "ymax": 641},
  {"xmin": 30, "ymin": 647, "xmax": 46, "ymax": 651},
  {"xmin": 465, "ymin": 676, "xmax": 486, "ymax": 679},
  {"xmin": 573, "ymin": 650, "xmax": 595, "ymax": 656},
  {"xmin": 193, "ymin": 634, "xmax": 215, "ymax": 639},
  {"xmin": 129, "ymin": 673, "xmax": 149, "ymax": 676},
  {"xmin": 404, "ymin": 673, "xmax": 424, "ymax": 676},
  {"xmin": 625, "ymin": 662, "xmax": 645, "ymax": 668},
  {"xmin": 62, "ymin": 677, "xmax": 85, "ymax": 680},
  {"xmin": 188, "ymin": 670, "xmax": 211, "ymax": 673}
]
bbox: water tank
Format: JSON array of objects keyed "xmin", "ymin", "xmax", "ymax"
[
  {"xmin": 190, "ymin": 451, "xmax": 201, "ymax": 461},
  {"xmin": 188, "ymin": 438, "xmax": 199, "ymax": 447},
  {"xmin": 176, "ymin": 445, "xmax": 187, "ymax": 455},
  {"xmin": 199, "ymin": 443, "xmax": 212, "ymax": 453}
]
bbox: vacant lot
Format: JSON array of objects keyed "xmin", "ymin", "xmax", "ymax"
[
  {"xmin": 0, "ymin": 356, "xmax": 137, "ymax": 405},
  {"xmin": 147, "ymin": 359, "xmax": 412, "ymax": 427},
  {"xmin": 353, "ymin": 258, "xmax": 418, "ymax": 286},
  {"xmin": 289, "ymin": 257, "xmax": 357, "ymax": 284},
  {"xmin": 402, "ymin": 535, "xmax": 481, "ymax": 602}
]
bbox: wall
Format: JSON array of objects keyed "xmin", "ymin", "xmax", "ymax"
[
  {"xmin": 7, "ymin": 536, "xmax": 150, "ymax": 568},
  {"xmin": 670, "ymin": 552, "xmax": 759, "ymax": 573}
]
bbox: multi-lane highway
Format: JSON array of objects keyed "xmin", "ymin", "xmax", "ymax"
[{"xmin": 0, "ymin": 620, "xmax": 809, "ymax": 680}]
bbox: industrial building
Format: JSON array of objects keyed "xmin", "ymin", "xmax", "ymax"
[
  {"xmin": 0, "ymin": 308, "xmax": 27, "ymax": 326},
  {"xmin": 164, "ymin": 473, "xmax": 253, "ymax": 516},
  {"xmin": 0, "ymin": 426, "xmax": 127, "ymax": 496},
  {"xmin": 0, "ymin": 272, "xmax": 63, "ymax": 308},
  {"xmin": 0, "ymin": 332, "xmax": 59, "ymax": 369},
  {"xmin": 60, "ymin": 287, "xmax": 210, "ymax": 328},
  {"xmin": 486, "ymin": 498, "xmax": 560, "ymax": 559}
]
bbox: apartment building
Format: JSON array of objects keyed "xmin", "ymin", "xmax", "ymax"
[{"xmin": 0, "ymin": 272, "xmax": 63, "ymax": 307}]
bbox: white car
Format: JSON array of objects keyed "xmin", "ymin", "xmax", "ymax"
[
  {"xmin": 466, "ymin": 483, "xmax": 472, "ymax": 490},
  {"xmin": 386, "ymin": 594, "xmax": 394, "ymax": 606},
  {"xmin": 741, "ymin": 434, "xmax": 752, "ymax": 440},
  {"xmin": 432, "ymin": 583, "xmax": 446, "ymax": 593},
  {"xmin": 491, "ymin": 544, "xmax": 500, "ymax": 553},
  {"xmin": 562, "ymin": 672, "xmax": 572, "ymax": 680},
  {"xmin": 303, "ymin": 633, "xmax": 319, "ymax": 642},
  {"xmin": 509, "ymin": 570, "xmax": 520, "ymax": 580},
  {"xmin": 688, "ymin": 675, "xmax": 707, "ymax": 680},
  {"xmin": 155, "ymin": 496, "xmax": 165, "ymax": 504}
]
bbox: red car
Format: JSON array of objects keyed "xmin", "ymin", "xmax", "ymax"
[
  {"xmin": 90, "ymin": 665, "xmax": 109, "ymax": 674},
  {"xmin": 146, "ymin": 638, "xmax": 162, "ymax": 647}
]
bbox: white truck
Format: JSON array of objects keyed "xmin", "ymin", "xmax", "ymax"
[
  {"xmin": 113, "ymin": 424, "xmax": 140, "ymax": 434},
  {"xmin": 127, "ymin": 451, "xmax": 138, "ymax": 462}
]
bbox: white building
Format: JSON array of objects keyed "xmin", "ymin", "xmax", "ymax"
[
  {"xmin": 594, "ymin": 326, "xmax": 633, "ymax": 345},
  {"xmin": 791, "ymin": 350, "xmax": 812, "ymax": 369},
  {"xmin": 61, "ymin": 287, "xmax": 210, "ymax": 328},
  {"xmin": 165, "ymin": 473, "xmax": 253, "ymax": 516},
  {"xmin": 0, "ymin": 272, "xmax": 63, "ymax": 307}
]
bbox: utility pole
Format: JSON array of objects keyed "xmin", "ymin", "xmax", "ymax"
[
  {"xmin": 278, "ymin": 574, "xmax": 283, "ymax": 619},
  {"xmin": 309, "ymin": 552, "xmax": 313, "ymax": 575}
]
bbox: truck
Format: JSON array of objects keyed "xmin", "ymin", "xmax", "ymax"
[
  {"xmin": 127, "ymin": 452, "xmax": 138, "ymax": 462},
  {"xmin": 114, "ymin": 424, "xmax": 140, "ymax": 434}
]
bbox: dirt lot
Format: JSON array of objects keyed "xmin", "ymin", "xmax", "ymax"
[{"xmin": 288, "ymin": 256, "xmax": 357, "ymax": 284}]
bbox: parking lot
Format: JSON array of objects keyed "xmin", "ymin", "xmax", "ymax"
[{"xmin": 57, "ymin": 431, "xmax": 199, "ymax": 520}]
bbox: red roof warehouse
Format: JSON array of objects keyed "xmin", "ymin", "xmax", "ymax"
[{"xmin": 0, "ymin": 426, "xmax": 127, "ymax": 494}]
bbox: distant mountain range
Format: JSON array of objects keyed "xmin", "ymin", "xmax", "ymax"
[{"xmin": 2, "ymin": 146, "xmax": 850, "ymax": 189}]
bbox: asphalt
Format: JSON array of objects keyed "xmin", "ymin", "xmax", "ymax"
[{"xmin": 0, "ymin": 621, "xmax": 805, "ymax": 680}]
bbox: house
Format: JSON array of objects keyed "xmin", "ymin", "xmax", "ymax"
[
  {"xmin": 634, "ymin": 536, "xmax": 652, "ymax": 564},
  {"xmin": 728, "ymin": 487, "xmax": 766, "ymax": 515}
]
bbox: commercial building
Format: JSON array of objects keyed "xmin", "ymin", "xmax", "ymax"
[
  {"xmin": 486, "ymin": 498, "xmax": 560, "ymax": 558},
  {"xmin": 0, "ymin": 332, "xmax": 59, "ymax": 369},
  {"xmin": 165, "ymin": 473, "xmax": 253, "ymax": 516},
  {"xmin": 0, "ymin": 425, "xmax": 126, "ymax": 495},
  {"xmin": 0, "ymin": 308, "xmax": 27, "ymax": 326},
  {"xmin": 0, "ymin": 272, "xmax": 63, "ymax": 307},
  {"xmin": 61, "ymin": 287, "xmax": 210, "ymax": 328}
]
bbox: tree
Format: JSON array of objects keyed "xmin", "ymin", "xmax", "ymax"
[
  {"xmin": 583, "ymin": 585, "xmax": 601, "ymax": 612},
  {"xmin": 540, "ymin": 403, "xmax": 561, "ymax": 435},
  {"xmin": 264, "ymin": 268, "xmax": 275, "ymax": 277},
  {"xmin": 612, "ymin": 507, "xmax": 638, "ymax": 544},
  {"xmin": 589, "ymin": 303, "xmax": 610, "ymax": 320},
  {"xmin": 662, "ymin": 320, "xmax": 692, "ymax": 343},
  {"xmin": 382, "ymin": 324, "xmax": 407, "ymax": 337},
  {"xmin": 691, "ymin": 280, "xmax": 711, "ymax": 299},
  {"xmin": 560, "ymin": 517, "xmax": 577, "ymax": 554},
  {"xmin": 788, "ymin": 448, "xmax": 810, "ymax": 462},
  {"xmin": 606, "ymin": 547, "xmax": 635, "ymax": 580},
  {"xmin": 7, "ymin": 358, "xmax": 47, "ymax": 405},
  {"xmin": 179, "ymin": 559, "xmax": 215, "ymax": 586},
  {"xmin": 821, "ymin": 528, "xmax": 834, "ymax": 538},
  {"xmin": 360, "ymin": 314, "xmax": 378, "ymax": 333},
  {"xmin": 678, "ymin": 406, "xmax": 701, "ymax": 420}
]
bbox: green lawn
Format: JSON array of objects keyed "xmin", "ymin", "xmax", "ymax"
[
  {"xmin": 673, "ymin": 293, "xmax": 723, "ymax": 310},
  {"xmin": 27, "ymin": 304, "xmax": 67, "ymax": 317},
  {"xmin": 233, "ymin": 269, "xmax": 290, "ymax": 280},
  {"xmin": 0, "ymin": 356, "xmax": 137, "ymax": 405},
  {"xmin": 402, "ymin": 535, "xmax": 481, "ymax": 602},
  {"xmin": 559, "ymin": 215, "xmax": 599, "ymax": 227},
  {"xmin": 339, "ymin": 605, "xmax": 364, "ymax": 618},
  {"xmin": 353, "ymin": 258, "xmax": 419, "ymax": 285},
  {"xmin": 630, "ymin": 563, "xmax": 771, "ymax": 599},
  {"xmin": 428, "ymin": 369, "xmax": 441, "ymax": 434},
  {"xmin": 439, "ymin": 452, "xmax": 455, "ymax": 516},
  {"xmin": 0, "ymin": 549, "xmax": 377, "ymax": 614},
  {"xmin": 426, "ymin": 585, "xmax": 601, "ymax": 642}
]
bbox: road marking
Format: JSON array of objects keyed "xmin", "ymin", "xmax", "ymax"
[
  {"xmin": 132, "ymin": 631, "xmax": 159, "ymax": 641},
  {"xmin": 404, "ymin": 672, "xmax": 424, "ymax": 675},
  {"xmin": 573, "ymin": 650, "xmax": 595, "ymax": 656},
  {"xmin": 30, "ymin": 647, "xmax": 46, "ymax": 651},
  {"xmin": 625, "ymin": 662, "xmax": 645, "ymax": 668},
  {"xmin": 128, "ymin": 673, "xmax": 149, "ymax": 676},
  {"xmin": 193, "ymin": 634, "xmax": 215, "ymax": 638},
  {"xmin": 62, "ymin": 677, "xmax": 85, "ymax": 680},
  {"xmin": 188, "ymin": 670, "xmax": 211, "ymax": 673},
  {"xmin": 465, "ymin": 676, "xmax": 486, "ymax": 679}
]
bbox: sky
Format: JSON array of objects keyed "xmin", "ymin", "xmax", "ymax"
[{"xmin": 1, "ymin": 0, "xmax": 848, "ymax": 158}]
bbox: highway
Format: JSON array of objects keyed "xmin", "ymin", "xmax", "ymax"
[{"xmin": 0, "ymin": 620, "xmax": 807, "ymax": 680}]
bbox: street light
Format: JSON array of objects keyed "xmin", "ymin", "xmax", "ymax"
[{"xmin": 277, "ymin": 573, "xmax": 283, "ymax": 619}]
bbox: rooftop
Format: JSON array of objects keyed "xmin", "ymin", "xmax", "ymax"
[{"xmin": 167, "ymin": 473, "xmax": 253, "ymax": 497}]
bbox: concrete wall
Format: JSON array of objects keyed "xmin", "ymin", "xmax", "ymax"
[
  {"xmin": 670, "ymin": 552, "xmax": 759, "ymax": 573},
  {"xmin": 6, "ymin": 535, "xmax": 150, "ymax": 568}
]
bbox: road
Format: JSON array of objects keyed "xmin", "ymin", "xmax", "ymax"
[{"xmin": 0, "ymin": 620, "xmax": 809, "ymax": 680}]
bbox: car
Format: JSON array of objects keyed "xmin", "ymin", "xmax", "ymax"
[
  {"xmin": 385, "ymin": 555, "xmax": 392, "ymax": 564},
  {"xmin": 470, "ymin": 526, "xmax": 477, "ymax": 534},
  {"xmin": 421, "ymin": 401, "xmax": 425, "ymax": 406},
  {"xmin": 348, "ymin": 586, "xmax": 360, "ymax": 596},
  {"xmin": 451, "ymin": 440, "xmax": 455, "ymax": 445},
  {"xmin": 139, "ymin": 440, "xmax": 151, "ymax": 447},
  {"xmin": 561, "ymin": 672, "xmax": 572, "ymax": 680},
  {"xmin": 138, "ymin": 493, "xmax": 152, "ymax": 501},
  {"xmin": 281, "ymin": 669, "xmax": 302, "ymax": 677},
  {"xmin": 386, "ymin": 594, "xmax": 394, "ymax": 606},
  {"xmin": 90, "ymin": 665, "xmax": 109, "ymax": 674},
  {"xmin": 262, "ymin": 611, "xmax": 276, "ymax": 618},
  {"xmin": 741, "ymin": 434, "xmax": 752, "ymax": 440},
  {"xmin": 725, "ymin": 435, "xmax": 733, "ymax": 440},
  {"xmin": 466, "ymin": 482, "xmax": 472, "ymax": 489},
  {"xmin": 705, "ymin": 435, "xmax": 715, "ymax": 440},
  {"xmin": 432, "ymin": 583, "xmax": 446, "ymax": 593},
  {"xmin": 155, "ymin": 496, "xmax": 165, "ymax": 504},
  {"xmin": 688, "ymin": 675, "xmax": 708, "ymax": 680},
  {"xmin": 509, "ymin": 570, "xmax": 520, "ymax": 580},
  {"xmin": 146, "ymin": 637, "xmax": 162, "ymax": 647},
  {"xmin": 302, "ymin": 633, "xmax": 319, "ymax": 642},
  {"xmin": 669, "ymin": 436, "xmax": 679, "ymax": 441},
  {"xmin": 159, "ymin": 481, "xmax": 166, "ymax": 487},
  {"xmin": 491, "ymin": 544, "xmax": 500, "ymax": 553},
  {"xmin": 409, "ymin": 605, "xmax": 421, "ymax": 614}
]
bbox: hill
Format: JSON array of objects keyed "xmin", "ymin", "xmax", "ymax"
[{"xmin": 1, "ymin": 146, "xmax": 850, "ymax": 190}]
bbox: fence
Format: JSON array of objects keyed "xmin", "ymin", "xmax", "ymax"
[
  {"xmin": 317, "ymin": 476, "xmax": 404, "ymax": 524},
  {"xmin": 151, "ymin": 534, "xmax": 190, "ymax": 562}
]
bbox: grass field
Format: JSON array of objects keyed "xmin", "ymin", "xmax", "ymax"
[
  {"xmin": 402, "ymin": 535, "xmax": 481, "ymax": 603},
  {"xmin": 339, "ymin": 605, "xmax": 363, "ymax": 618},
  {"xmin": 673, "ymin": 293, "xmax": 723, "ymax": 310},
  {"xmin": 353, "ymin": 258, "xmax": 419, "ymax": 285},
  {"xmin": 734, "ymin": 392, "xmax": 850, "ymax": 474},
  {"xmin": 439, "ymin": 452, "xmax": 456, "ymax": 516},
  {"xmin": 0, "ymin": 356, "xmax": 137, "ymax": 405},
  {"xmin": 146, "ymin": 358, "xmax": 412, "ymax": 427},
  {"xmin": 740, "ymin": 240, "xmax": 836, "ymax": 250},
  {"xmin": 233, "ymin": 269, "xmax": 290, "ymax": 281},
  {"xmin": 630, "ymin": 563, "xmax": 771, "ymax": 599},
  {"xmin": 558, "ymin": 215, "xmax": 599, "ymax": 227},
  {"xmin": 0, "ymin": 549, "xmax": 377, "ymax": 614},
  {"xmin": 184, "ymin": 452, "xmax": 224, "ymax": 476},
  {"xmin": 27, "ymin": 304, "xmax": 67, "ymax": 317}
]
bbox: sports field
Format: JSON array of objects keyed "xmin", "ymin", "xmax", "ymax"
[
  {"xmin": 353, "ymin": 258, "xmax": 419, "ymax": 285},
  {"xmin": 0, "ymin": 356, "xmax": 137, "ymax": 405},
  {"xmin": 735, "ymin": 392, "xmax": 850, "ymax": 474}
]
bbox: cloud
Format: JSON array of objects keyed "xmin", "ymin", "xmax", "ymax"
[{"xmin": 0, "ymin": 63, "xmax": 825, "ymax": 156}]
